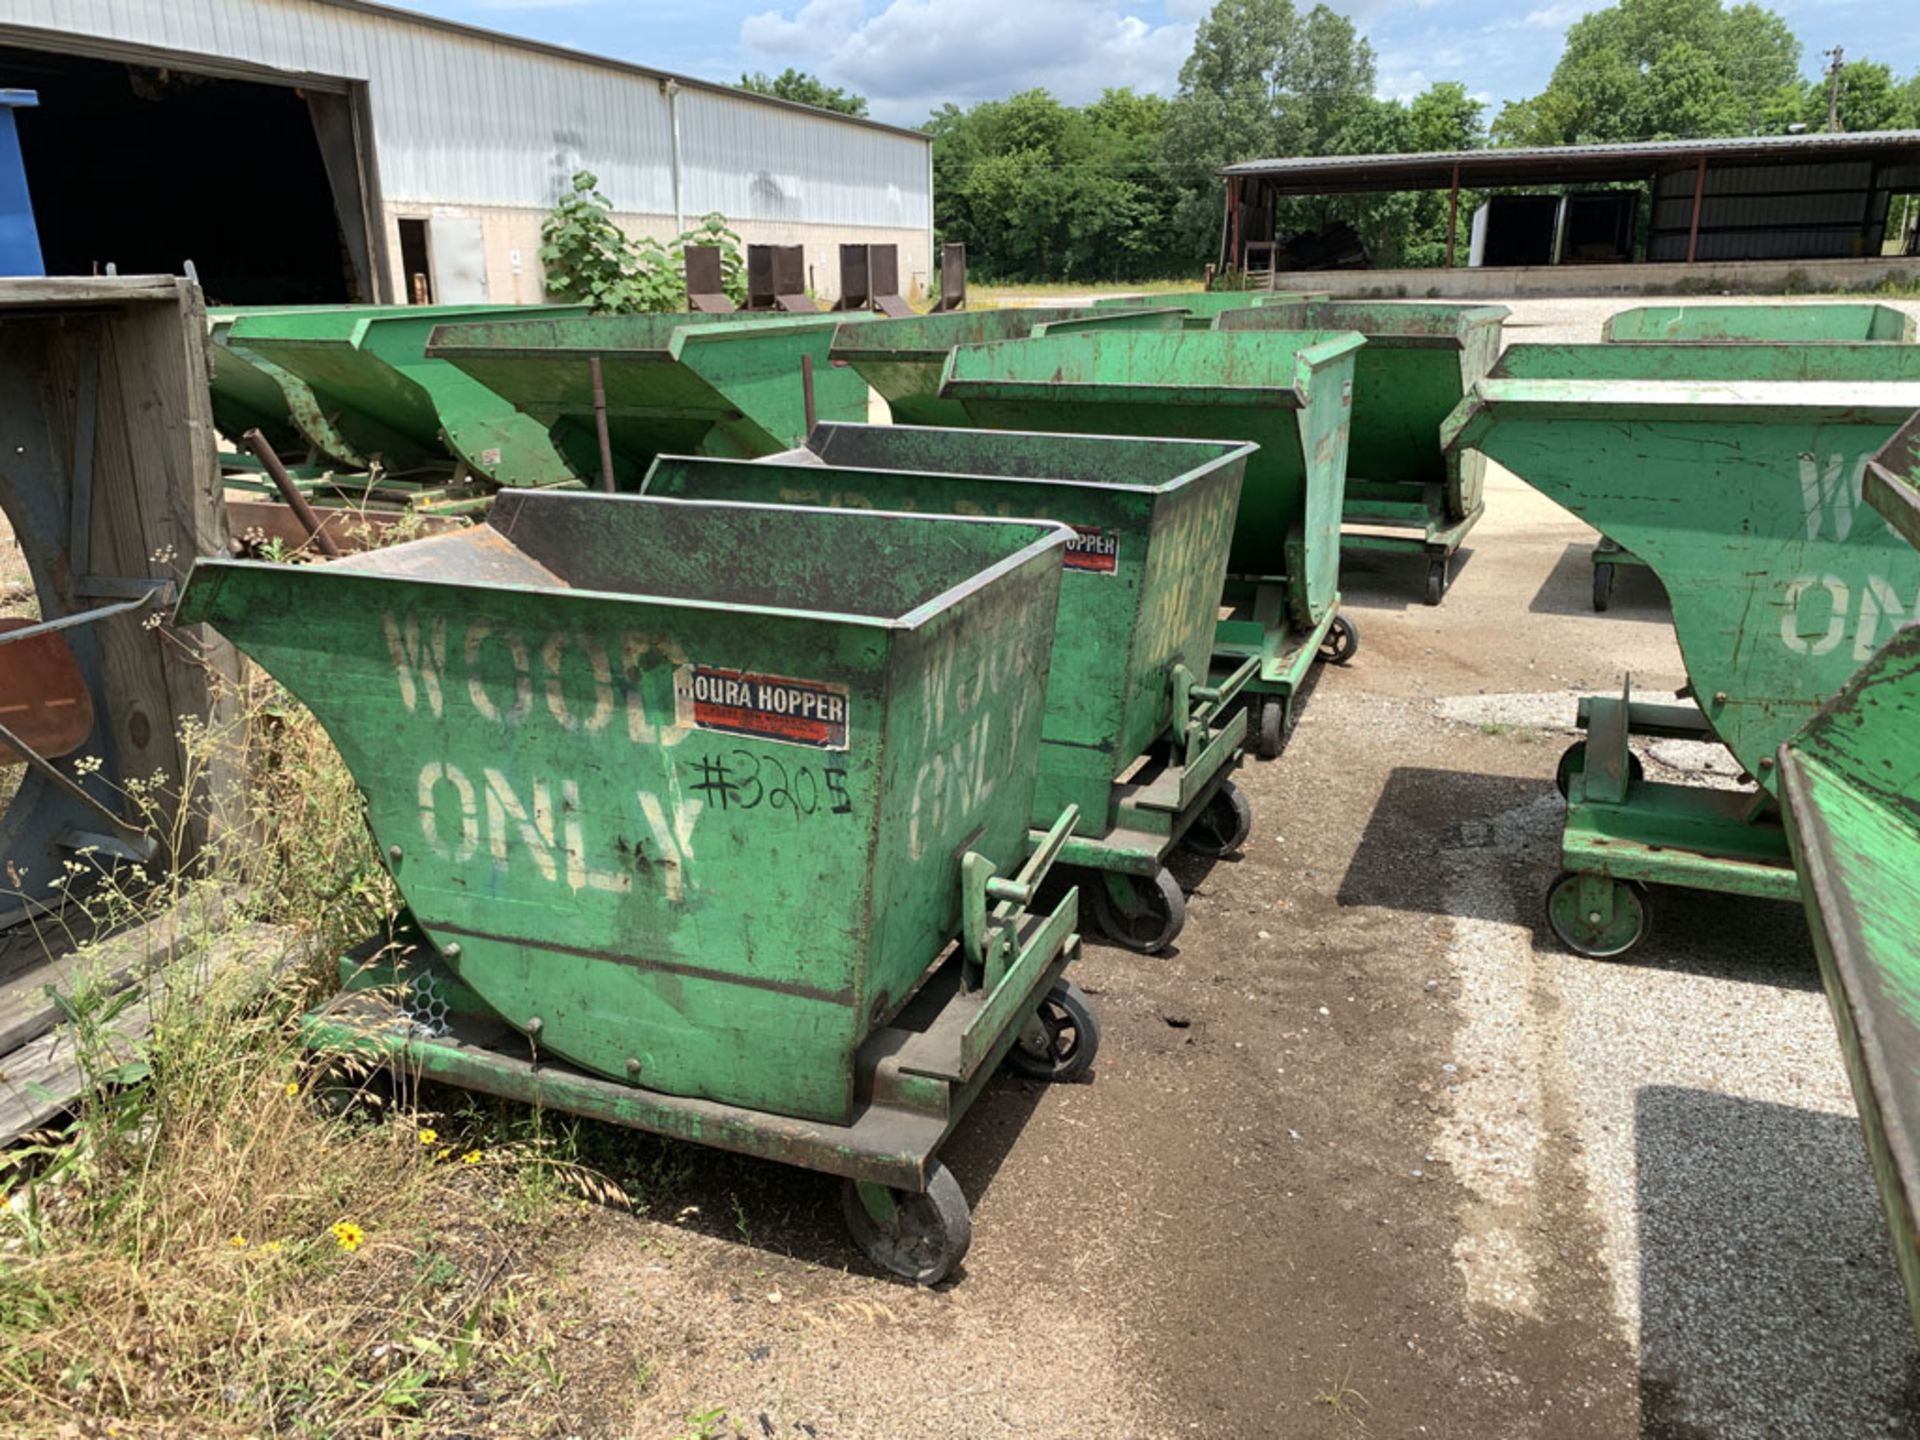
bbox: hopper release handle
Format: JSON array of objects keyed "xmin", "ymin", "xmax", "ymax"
[{"xmin": 961, "ymin": 804, "xmax": 1079, "ymax": 989}]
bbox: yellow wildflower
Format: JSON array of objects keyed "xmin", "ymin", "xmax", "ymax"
[
  {"xmin": 330, "ymin": 1221, "xmax": 365, "ymax": 1253},
  {"xmin": 259, "ymin": 1240, "xmax": 284, "ymax": 1255},
  {"xmin": 228, "ymin": 1235, "xmax": 248, "ymax": 1249},
  {"xmin": 461, "ymin": 1150, "xmax": 483, "ymax": 1166},
  {"xmin": 417, "ymin": 1128, "xmax": 437, "ymax": 1147},
  {"xmin": 284, "ymin": 1081, "xmax": 300, "ymax": 1098}
]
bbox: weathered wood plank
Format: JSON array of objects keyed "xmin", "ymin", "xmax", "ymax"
[
  {"xmin": 0, "ymin": 274, "xmax": 240, "ymax": 881},
  {"xmin": 0, "ymin": 913, "xmax": 309, "ymax": 1145},
  {"xmin": 0, "ymin": 276, "xmax": 183, "ymax": 309},
  {"xmin": 0, "ymin": 887, "xmax": 241, "ymax": 1056}
]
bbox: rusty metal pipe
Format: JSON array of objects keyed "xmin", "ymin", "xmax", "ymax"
[
  {"xmin": 590, "ymin": 355, "xmax": 617, "ymax": 493},
  {"xmin": 242, "ymin": 429, "xmax": 343, "ymax": 559}
]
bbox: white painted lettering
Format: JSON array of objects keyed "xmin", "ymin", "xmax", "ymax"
[{"xmin": 417, "ymin": 761, "xmax": 478, "ymax": 862}]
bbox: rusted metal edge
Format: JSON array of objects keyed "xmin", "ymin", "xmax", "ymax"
[
  {"xmin": 1778, "ymin": 748, "xmax": 1920, "ymax": 1331},
  {"xmin": 1866, "ymin": 410, "xmax": 1920, "ymax": 552},
  {"xmin": 179, "ymin": 492, "xmax": 1075, "ymax": 637}
]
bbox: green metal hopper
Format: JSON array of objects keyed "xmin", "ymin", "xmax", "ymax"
[
  {"xmin": 644, "ymin": 423, "xmax": 1255, "ymax": 954},
  {"xmin": 1605, "ymin": 303, "xmax": 1917, "ymax": 344},
  {"xmin": 225, "ymin": 304, "xmax": 589, "ymax": 486},
  {"xmin": 1586, "ymin": 304, "xmax": 1917, "ymax": 610},
  {"xmin": 1091, "ymin": 290, "xmax": 1331, "ymax": 327},
  {"xmin": 428, "ymin": 312, "xmax": 871, "ymax": 488},
  {"xmin": 828, "ymin": 306, "xmax": 1185, "ymax": 427},
  {"xmin": 175, "ymin": 489, "xmax": 1095, "ymax": 1285},
  {"xmin": 1779, "ymin": 412, "xmax": 1920, "ymax": 1341},
  {"xmin": 939, "ymin": 328, "xmax": 1365, "ymax": 758},
  {"xmin": 1220, "ymin": 301, "xmax": 1509, "ymax": 603},
  {"xmin": 208, "ymin": 305, "xmax": 357, "ymax": 457},
  {"xmin": 1445, "ymin": 343, "xmax": 1920, "ymax": 957}
]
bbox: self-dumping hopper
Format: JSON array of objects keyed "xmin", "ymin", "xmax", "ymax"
[
  {"xmin": 644, "ymin": 424, "xmax": 1256, "ymax": 953},
  {"xmin": 1445, "ymin": 342, "xmax": 1920, "ymax": 957},
  {"xmin": 1585, "ymin": 303, "xmax": 1918, "ymax": 610},
  {"xmin": 220, "ymin": 304, "xmax": 590, "ymax": 486},
  {"xmin": 1219, "ymin": 301, "xmax": 1509, "ymax": 604},
  {"xmin": 1603, "ymin": 303, "xmax": 1917, "ymax": 345},
  {"xmin": 1779, "ymin": 413, "xmax": 1920, "ymax": 1341},
  {"xmin": 1091, "ymin": 290, "xmax": 1330, "ymax": 327},
  {"xmin": 938, "ymin": 328, "xmax": 1365, "ymax": 757},
  {"xmin": 175, "ymin": 492, "xmax": 1095, "ymax": 1285},
  {"xmin": 208, "ymin": 306, "xmax": 346, "ymax": 460},
  {"xmin": 426, "ymin": 312, "xmax": 871, "ymax": 488},
  {"xmin": 1781, "ymin": 625, "xmax": 1920, "ymax": 1336},
  {"xmin": 827, "ymin": 305, "xmax": 1186, "ymax": 428}
]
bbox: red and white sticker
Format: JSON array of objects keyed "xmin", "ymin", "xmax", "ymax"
[
  {"xmin": 676, "ymin": 665, "xmax": 850, "ymax": 750},
  {"xmin": 1064, "ymin": 525, "xmax": 1120, "ymax": 576}
]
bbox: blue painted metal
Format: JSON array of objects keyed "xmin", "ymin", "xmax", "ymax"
[{"xmin": 0, "ymin": 90, "xmax": 43, "ymax": 278}]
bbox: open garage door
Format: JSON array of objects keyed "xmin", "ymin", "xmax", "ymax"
[{"xmin": 0, "ymin": 43, "xmax": 377, "ymax": 304}]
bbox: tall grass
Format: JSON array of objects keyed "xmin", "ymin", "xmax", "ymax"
[{"xmin": 0, "ymin": 564, "xmax": 610, "ymax": 1436}]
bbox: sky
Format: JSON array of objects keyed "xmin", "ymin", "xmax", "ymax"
[{"xmin": 378, "ymin": 0, "xmax": 1920, "ymax": 128}]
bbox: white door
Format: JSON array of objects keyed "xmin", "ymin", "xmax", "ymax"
[{"xmin": 428, "ymin": 217, "xmax": 488, "ymax": 302}]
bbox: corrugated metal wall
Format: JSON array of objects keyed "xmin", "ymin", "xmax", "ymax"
[
  {"xmin": 1648, "ymin": 159, "xmax": 1885, "ymax": 262},
  {"xmin": 0, "ymin": 0, "xmax": 931, "ymax": 227}
]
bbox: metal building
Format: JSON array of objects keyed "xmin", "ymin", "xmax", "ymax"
[
  {"xmin": 0, "ymin": 0, "xmax": 934, "ymax": 306},
  {"xmin": 1220, "ymin": 129, "xmax": 1920, "ymax": 277}
]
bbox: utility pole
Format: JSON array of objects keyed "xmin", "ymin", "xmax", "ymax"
[{"xmin": 1824, "ymin": 46, "xmax": 1845, "ymax": 132}]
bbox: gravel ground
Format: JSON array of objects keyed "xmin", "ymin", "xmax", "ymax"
[
  {"xmin": 425, "ymin": 293, "xmax": 1920, "ymax": 1436},
  {"xmin": 1385, "ymin": 293, "xmax": 1920, "ymax": 1436}
]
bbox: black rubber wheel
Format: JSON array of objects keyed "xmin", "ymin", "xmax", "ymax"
[
  {"xmin": 842, "ymin": 1160, "xmax": 971, "ymax": 1285},
  {"xmin": 1554, "ymin": 741, "xmax": 1646, "ymax": 801},
  {"xmin": 1255, "ymin": 697, "xmax": 1290, "ymax": 759},
  {"xmin": 1545, "ymin": 871, "xmax": 1651, "ymax": 960},
  {"xmin": 1424, "ymin": 557, "xmax": 1448, "ymax": 607},
  {"xmin": 1180, "ymin": 781, "xmax": 1253, "ymax": 858},
  {"xmin": 1007, "ymin": 979, "xmax": 1102, "ymax": 1082},
  {"xmin": 1320, "ymin": 614, "xmax": 1359, "ymax": 665},
  {"xmin": 1087, "ymin": 866, "xmax": 1186, "ymax": 954},
  {"xmin": 1592, "ymin": 563, "xmax": 1615, "ymax": 613}
]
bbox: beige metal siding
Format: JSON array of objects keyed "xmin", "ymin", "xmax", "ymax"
[
  {"xmin": 0, "ymin": 0, "xmax": 928, "ymax": 227},
  {"xmin": 680, "ymin": 87, "xmax": 930, "ymax": 230}
]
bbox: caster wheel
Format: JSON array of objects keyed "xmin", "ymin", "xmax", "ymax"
[
  {"xmin": 1545, "ymin": 872, "xmax": 1651, "ymax": 960},
  {"xmin": 1088, "ymin": 866, "xmax": 1186, "ymax": 954},
  {"xmin": 1424, "ymin": 557, "xmax": 1449, "ymax": 606},
  {"xmin": 1554, "ymin": 741, "xmax": 1645, "ymax": 801},
  {"xmin": 1007, "ymin": 978, "xmax": 1102, "ymax": 1082},
  {"xmin": 843, "ymin": 1160, "xmax": 971, "ymax": 1285},
  {"xmin": 1319, "ymin": 614, "xmax": 1359, "ymax": 665},
  {"xmin": 1255, "ymin": 697, "xmax": 1292, "ymax": 759},
  {"xmin": 1180, "ymin": 781, "xmax": 1252, "ymax": 858},
  {"xmin": 1592, "ymin": 563, "xmax": 1615, "ymax": 613}
]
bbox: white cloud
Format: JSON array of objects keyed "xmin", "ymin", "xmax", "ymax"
[
  {"xmin": 740, "ymin": 0, "xmax": 1196, "ymax": 123},
  {"xmin": 1521, "ymin": 1, "xmax": 1603, "ymax": 28}
]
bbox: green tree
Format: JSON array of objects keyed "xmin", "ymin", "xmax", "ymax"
[
  {"xmin": 737, "ymin": 68, "xmax": 869, "ymax": 117},
  {"xmin": 1719, "ymin": 4, "xmax": 1804, "ymax": 129},
  {"xmin": 1161, "ymin": 0, "xmax": 1377, "ymax": 256},
  {"xmin": 1492, "ymin": 0, "xmax": 1800, "ymax": 143},
  {"xmin": 927, "ymin": 88, "xmax": 1180, "ymax": 282},
  {"xmin": 1802, "ymin": 60, "xmax": 1904, "ymax": 132},
  {"xmin": 1901, "ymin": 72, "xmax": 1920, "ymax": 127},
  {"xmin": 1409, "ymin": 81, "xmax": 1486, "ymax": 153}
]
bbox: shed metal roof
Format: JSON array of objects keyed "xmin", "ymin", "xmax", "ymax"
[{"xmin": 1221, "ymin": 129, "xmax": 1920, "ymax": 194}]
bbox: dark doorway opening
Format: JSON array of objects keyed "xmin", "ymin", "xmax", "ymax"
[
  {"xmin": 397, "ymin": 217, "xmax": 434, "ymax": 304},
  {"xmin": 0, "ymin": 44, "xmax": 373, "ymax": 304}
]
